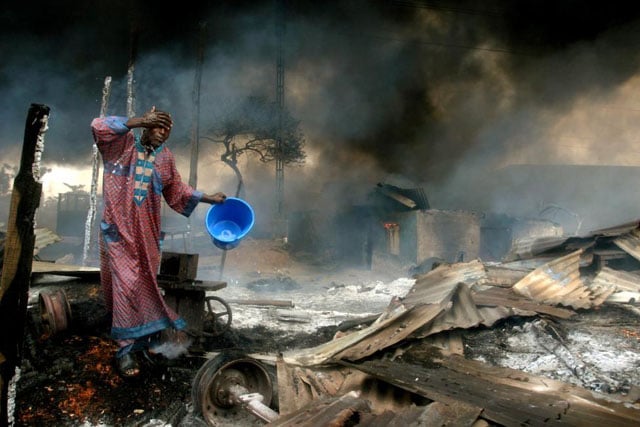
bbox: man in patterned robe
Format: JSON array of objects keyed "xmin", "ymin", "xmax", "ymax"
[{"xmin": 91, "ymin": 106, "xmax": 226, "ymax": 377}]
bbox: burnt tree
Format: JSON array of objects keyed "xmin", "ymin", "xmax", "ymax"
[{"xmin": 203, "ymin": 96, "xmax": 305, "ymax": 199}]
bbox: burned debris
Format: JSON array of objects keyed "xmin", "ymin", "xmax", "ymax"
[
  {"xmin": 268, "ymin": 244, "xmax": 640, "ymax": 426},
  {"xmin": 191, "ymin": 184, "xmax": 640, "ymax": 426},
  {"xmin": 4, "ymin": 181, "xmax": 640, "ymax": 426}
]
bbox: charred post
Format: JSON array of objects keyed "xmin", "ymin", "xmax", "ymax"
[{"xmin": 0, "ymin": 103, "xmax": 49, "ymax": 427}]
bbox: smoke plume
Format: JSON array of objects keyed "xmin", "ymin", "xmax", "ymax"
[{"xmin": 3, "ymin": 1, "xmax": 640, "ymax": 232}]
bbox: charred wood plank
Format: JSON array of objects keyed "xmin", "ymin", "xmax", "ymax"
[
  {"xmin": 0, "ymin": 104, "xmax": 49, "ymax": 427},
  {"xmin": 376, "ymin": 184, "xmax": 417, "ymax": 209},
  {"xmin": 227, "ymin": 298, "xmax": 294, "ymax": 307}
]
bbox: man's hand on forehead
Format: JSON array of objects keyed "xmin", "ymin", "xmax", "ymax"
[{"xmin": 142, "ymin": 106, "xmax": 173, "ymax": 130}]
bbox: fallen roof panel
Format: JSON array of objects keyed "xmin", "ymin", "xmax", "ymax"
[
  {"xmin": 472, "ymin": 286, "xmax": 575, "ymax": 319},
  {"xmin": 614, "ymin": 227, "xmax": 640, "ymax": 262},
  {"xmin": 405, "ymin": 260, "xmax": 487, "ymax": 306},
  {"xmin": 341, "ymin": 355, "xmax": 640, "ymax": 427},
  {"xmin": 512, "ymin": 249, "xmax": 595, "ymax": 309}
]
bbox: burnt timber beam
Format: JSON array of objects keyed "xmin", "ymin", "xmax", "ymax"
[
  {"xmin": 0, "ymin": 104, "xmax": 49, "ymax": 427},
  {"xmin": 376, "ymin": 185, "xmax": 417, "ymax": 209}
]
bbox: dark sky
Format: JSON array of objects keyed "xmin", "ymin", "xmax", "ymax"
[{"xmin": 3, "ymin": 0, "xmax": 640, "ymax": 230}]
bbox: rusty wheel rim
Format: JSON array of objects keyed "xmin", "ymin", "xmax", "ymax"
[{"xmin": 39, "ymin": 289, "xmax": 72, "ymax": 336}]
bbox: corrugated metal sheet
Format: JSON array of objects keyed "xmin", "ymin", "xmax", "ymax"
[
  {"xmin": 503, "ymin": 235, "xmax": 570, "ymax": 261},
  {"xmin": 589, "ymin": 220, "xmax": 640, "ymax": 237},
  {"xmin": 282, "ymin": 300, "xmax": 415, "ymax": 366},
  {"xmin": 476, "ymin": 305, "xmax": 535, "ymax": 327},
  {"xmin": 412, "ymin": 282, "xmax": 485, "ymax": 338},
  {"xmin": 334, "ymin": 302, "xmax": 447, "ymax": 361},
  {"xmin": 586, "ymin": 278, "xmax": 618, "ymax": 307},
  {"xmin": 404, "ymin": 260, "xmax": 487, "ymax": 305},
  {"xmin": 498, "ymin": 256, "xmax": 557, "ymax": 271},
  {"xmin": 473, "ymin": 286, "xmax": 575, "ymax": 319},
  {"xmin": 484, "ymin": 264, "xmax": 531, "ymax": 287},
  {"xmin": 284, "ymin": 262, "xmax": 523, "ymax": 366},
  {"xmin": 594, "ymin": 267, "xmax": 640, "ymax": 292},
  {"xmin": 512, "ymin": 249, "xmax": 594, "ymax": 309},
  {"xmin": 613, "ymin": 227, "xmax": 640, "ymax": 262},
  {"xmin": 34, "ymin": 227, "xmax": 62, "ymax": 255},
  {"xmin": 285, "ymin": 248, "xmax": 635, "ymax": 368}
]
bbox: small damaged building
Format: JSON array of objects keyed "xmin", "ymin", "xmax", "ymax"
[{"xmin": 329, "ymin": 182, "xmax": 563, "ymax": 269}]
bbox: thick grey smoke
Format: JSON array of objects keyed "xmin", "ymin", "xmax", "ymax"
[{"xmin": 3, "ymin": 1, "xmax": 640, "ymax": 233}]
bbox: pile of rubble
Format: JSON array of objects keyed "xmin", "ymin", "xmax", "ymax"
[
  {"xmin": 218, "ymin": 223, "xmax": 640, "ymax": 426},
  {"xmin": 7, "ymin": 222, "xmax": 640, "ymax": 426}
]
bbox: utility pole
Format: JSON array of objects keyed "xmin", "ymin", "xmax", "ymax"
[
  {"xmin": 189, "ymin": 22, "xmax": 206, "ymax": 189},
  {"xmin": 187, "ymin": 22, "xmax": 206, "ymax": 253},
  {"xmin": 274, "ymin": 0, "xmax": 286, "ymax": 239},
  {"xmin": 126, "ymin": 24, "xmax": 138, "ymax": 119}
]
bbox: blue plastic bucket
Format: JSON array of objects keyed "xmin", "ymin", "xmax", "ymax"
[{"xmin": 205, "ymin": 197, "xmax": 255, "ymax": 250}]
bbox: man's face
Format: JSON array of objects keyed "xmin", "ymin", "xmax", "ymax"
[{"xmin": 142, "ymin": 126, "xmax": 171, "ymax": 149}]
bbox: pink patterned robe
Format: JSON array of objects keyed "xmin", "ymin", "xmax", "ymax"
[{"xmin": 91, "ymin": 116, "xmax": 202, "ymax": 355}]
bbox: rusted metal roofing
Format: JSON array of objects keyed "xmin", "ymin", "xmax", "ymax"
[
  {"xmin": 502, "ymin": 235, "xmax": 570, "ymax": 261},
  {"xmin": 282, "ymin": 299, "xmax": 418, "ymax": 366},
  {"xmin": 283, "ymin": 264, "xmax": 486, "ymax": 366},
  {"xmin": 284, "ymin": 260, "xmax": 566, "ymax": 367},
  {"xmin": 585, "ymin": 274, "xmax": 618, "ymax": 306},
  {"xmin": 342, "ymin": 356, "xmax": 640, "ymax": 427},
  {"xmin": 484, "ymin": 264, "xmax": 531, "ymax": 287},
  {"xmin": 34, "ymin": 227, "xmax": 62, "ymax": 255},
  {"xmin": 404, "ymin": 260, "xmax": 487, "ymax": 305},
  {"xmin": 284, "ymin": 255, "xmax": 608, "ymax": 367},
  {"xmin": 412, "ymin": 282, "xmax": 485, "ymax": 338},
  {"xmin": 592, "ymin": 266, "xmax": 640, "ymax": 293},
  {"xmin": 473, "ymin": 286, "xmax": 575, "ymax": 319},
  {"xmin": 613, "ymin": 226, "xmax": 640, "ymax": 261},
  {"xmin": 589, "ymin": 220, "xmax": 640, "ymax": 237},
  {"xmin": 476, "ymin": 305, "xmax": 534, "ymax": 327},
  {"xmin": 590, "ymin": 267, "xmax": 640, "ymax": 304},
  {"xmin": 512, "ymin": 249, "xmax": 595, "ymax": 309}
]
